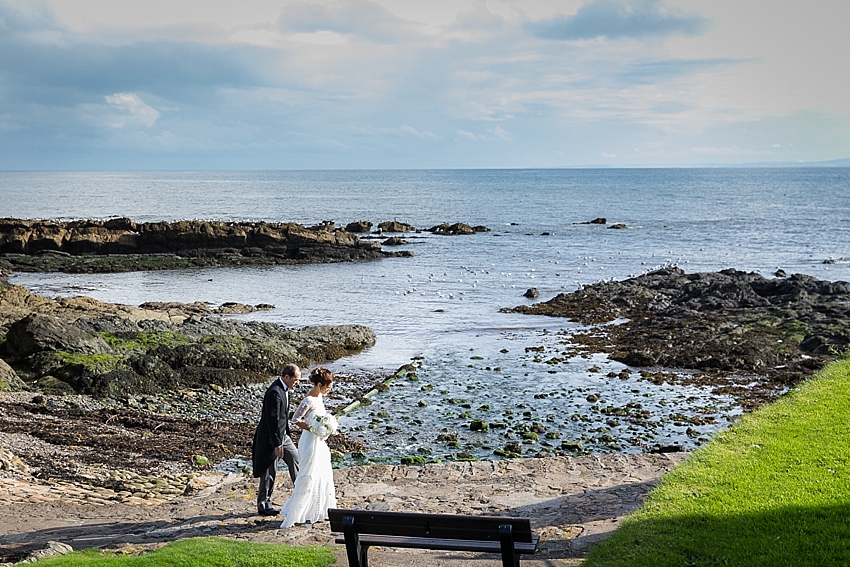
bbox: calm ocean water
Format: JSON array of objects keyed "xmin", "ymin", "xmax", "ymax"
[{"xmin": 2, "ymin": 169, "xmax": 849, "ymax": 462}]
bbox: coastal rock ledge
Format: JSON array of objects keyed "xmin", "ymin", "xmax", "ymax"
[
  {"xmin": 0, "ymin": 280, "xmax": 376, "ymax": 397},
  {"xmin": 506, "ymin": 268, "xmax": 850, "ymax": 407},
  {"xmin": 0, "ymin": 218, "xmax": 413, "ymax": 273}
]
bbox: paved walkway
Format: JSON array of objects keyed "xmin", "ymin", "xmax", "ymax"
[{"xmin": 0, "ymin": 452, "xmax": 687, "ymax": 565}]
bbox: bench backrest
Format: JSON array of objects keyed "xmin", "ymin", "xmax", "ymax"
[{"xmin": 328, "ymin": 509, "xmax": 534, "ymax": 543}]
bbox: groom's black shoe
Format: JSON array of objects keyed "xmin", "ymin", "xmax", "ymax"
[{"xmin": 258, "ymin": 503, "xmax": 280, "ymax": 516}]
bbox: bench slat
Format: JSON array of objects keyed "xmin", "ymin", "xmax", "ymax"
[
  {"xmin": 333, "ymin": 533, "xmax": 540, "ymax": 555},
  {"xmin": 328, "ymin": 509, "xmax": 534, "ymax": 543}
]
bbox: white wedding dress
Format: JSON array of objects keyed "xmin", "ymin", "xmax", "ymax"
[{"xmin": 280, "ymin": 394, "xmax": 337, "ymax": 527}]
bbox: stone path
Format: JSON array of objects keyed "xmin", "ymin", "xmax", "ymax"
[{"xmin": 0, "ymin": 451, "xmax": 687, "ymax": 564}]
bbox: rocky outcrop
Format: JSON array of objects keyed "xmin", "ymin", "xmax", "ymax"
[
  {"xmin": 345, "ymin": 221, "xmax": 373, "ymax": 233},
  {"xmin": 0, "ymin": 358, "xmax": 26, "ymax": 392},
  {"xmin": 0, "ymin": 282, "xmax": 377, "ymax": 398},
  {"xmin": 506, "ymin": 268, "xmax": 850, "ymax": 405},
  {"xmin": 378, "ymin": 221, "xmax": 416, "ymax": 233},
  {"xmin": 0, "ymin": 218, "xmax": 412, "ymax": 273},
  {"xmin": 5, "ymin": 314, "xmax": 114, "ymax": 360},
  {"xmin": 428, "ymin": 222, "xmax": 490, "ymax": 235}
]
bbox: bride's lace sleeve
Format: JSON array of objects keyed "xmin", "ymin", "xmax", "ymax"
[{"xmin": 292, "ymin": 396, "xmax": 318, "ymax": 424}]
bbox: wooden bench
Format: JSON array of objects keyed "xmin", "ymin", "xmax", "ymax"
[{"xmin": 328, "ymin": 508, "xmax": 539, "ymax": 567}]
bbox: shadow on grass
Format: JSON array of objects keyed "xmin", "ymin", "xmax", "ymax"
[
  {"xmin": 0, "ymin": 511, "xmax": 266, "ymax": 562},
  {"xmin": 585, "ymin": 503, "xmax": 850, "ymax": 567}
]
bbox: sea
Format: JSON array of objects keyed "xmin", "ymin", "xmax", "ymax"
[{"xmin": 2, "ymin": 168, "xmax": 849, "ymax": 464}]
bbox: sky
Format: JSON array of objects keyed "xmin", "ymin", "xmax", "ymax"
[{"xmin": 1, "ymin": 0, "xmax": 849, "ymax": 170}]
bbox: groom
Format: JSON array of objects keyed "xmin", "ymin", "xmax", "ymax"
[{"xmin": 252, "ymin": 363, "xmax": 301, "ymax": 516}]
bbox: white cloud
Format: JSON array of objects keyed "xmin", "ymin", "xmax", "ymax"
[
  {"xmin": 0, "ymin": 0, "xmax": 847, "ymax": 168},
  {"xmin": 291, "ymin": 30, "xmax": 346, "ymax": 44},
  {"xmin": 488, "ymin": 126, "xmax": 511, "ymax": 141},
  {"xmin": 689, "ymin": 146, "xmax": 759, "ymax": 156},
  {"xmin": 104, "ymin": 93, "xmax": 160, "ymax": 128},
  {"xmin": 529, "ymin": 0, "xmax": 710, "ymax": 41},
  {"xmin": 400, "ymin": 125, "xmax": 438, "ymax": 139}
]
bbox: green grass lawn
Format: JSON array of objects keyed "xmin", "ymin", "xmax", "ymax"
[
  {"xmin": 585, "ymin": 357, "xmax": 850, "ymax": 567},
  {"xmin": 34, "ymin": 537, "xmax": 336, "ymax": 567}
]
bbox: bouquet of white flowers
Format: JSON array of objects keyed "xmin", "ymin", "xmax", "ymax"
[{"xmin": 308, "ymin": 413, "xmax": 338, "ymax": 440}]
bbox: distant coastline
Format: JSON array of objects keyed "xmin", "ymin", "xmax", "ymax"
[{"xmin": 555, "ymin": 157, "xmax": 850, "ymax": 169}]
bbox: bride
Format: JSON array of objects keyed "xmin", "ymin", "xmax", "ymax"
[{"xmin": 280, "ymin": 366, "xmax": 338, "ymax": 527}]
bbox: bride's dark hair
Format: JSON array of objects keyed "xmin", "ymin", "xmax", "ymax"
[{"xmin": 309, "ymin": 367, "xmax": 333, "ymax": 387}]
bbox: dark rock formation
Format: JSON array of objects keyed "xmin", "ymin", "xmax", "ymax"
[
  {"xmin": 5, "ymin": 314, "xmax": 113, "ymax": 360},
  {"xmin": 378, "ymin": 221, "xmax": 416, "ymax": 233},
  {"xmin": 578, "ymin": 218, "xmax": 607, "ymax": 225},
  {"xmin": 0, "ymin": 218, "xmax": 411, "ymax": 273},
  {"xmin": 505, "ymin": 268, "xmax": 850, "ymax": 406},
  {"xmin": 608, "ymin": 223, "xmax": 628, "ymax": 229},
  {"xmin": 0, "ymin": 282, "xmax": 378, "ymax": 398},
  {"xmin": 0, "ymin": 358, "xmax": 26, "ymax": 392},
  {"xmin": 345, "ymin": 221, "xmax": 373, "ymax": 233},
  {"xmin": 428, "ymin": 222, "xmax": 490, "ymax": 235},
  {"xmin": 382, "ymin": 237, "xmax": 409, "ymax": 246}
]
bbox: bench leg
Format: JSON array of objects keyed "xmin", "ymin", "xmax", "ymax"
[
  {"xmin": 499, "ymin": 523, "xmax": 519, "ymax": 567},
  {"xmin": 342, "ymin": 515, "xmax": 369, "ymax": 567}
]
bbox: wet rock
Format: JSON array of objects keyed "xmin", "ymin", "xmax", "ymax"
[
  {"xmin": 4, "ymin": 314, "xmax": 113, "ymax": 360},
  {"xmin": 524, "ymin": 288, "xmax": 540, "ymax": 299},
  {"xmin": 139, "ymin": 301, "xmax": 212, "ymax": 317},
  {"xmin": 608, "ymin": 223, "xmax": 628, "ymax": 229},
  {"xmin": 0, "ymin": 218, "xmax": 409, "ymax": 273},
  {"xmin": 561, "ymin": 441, "xmax": 584, "ymax": 452},
  {"xmin": 345, "ymin": 221, "xmax": 373, "ymax": 233},
  {"xmin": 428, "ymin": 222, "xmax": 481, "ymax": 236},
  {"xmin": 35, "ymin": 375, "xmax": 74, "ymax": 395},
  {"xmin": 213, "ymin": 302, "xmax": 256, "ymax": 315},
  {"xmin": 579, "ymin": 218, "xmax": 607, "ymax": 225},
  {"xmin": 0, "ymin": 283, "xmax": 378, "ymax": 397},
  {"xmin": 20, "ymin": 541, "xmax": 73, "ymax": 563},
  {"xmin": 506, "ymin": 268, "xmax": 850, "ymax": 406},
  {"xmin": 651, "ymin": 444, "xmax": 684, "ymax": 454},
  {"xmin": 378, "ymin": 221, "xmax": 415, "ymax": 233},
  {"xmin": 0, "ymin": 359, "xmax": 26, "ymax": 392},
  {"xmin": 382, "ymin": 237, "xmax": 409, "ymax": 246}
]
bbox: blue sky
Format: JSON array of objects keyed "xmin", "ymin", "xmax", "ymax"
[{"xmin": 1, "ymin": 0, "xmax": 848, "ymax": 169}]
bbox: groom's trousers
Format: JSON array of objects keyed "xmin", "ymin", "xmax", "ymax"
[{"xmin": 257, "ymin": 435, "xmax": 299, "ymax": 510}]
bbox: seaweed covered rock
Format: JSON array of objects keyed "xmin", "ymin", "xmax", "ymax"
[
  {"xmin": 0, "ymin": 218, "xmax": 412, "ymax": 274},
  {"xmin": 506, "ymin": 268, "xmax": 850, "ymax": 404},
  {"xmin": 8, "ymin": 318, "xmax": 376, "ymax": 397},
  {"xmin": 0, "ymin": 279, "xmax": 379, "ymax": 397},
  {"xmin": 0, "ymin": 358, "xmax": 26, "ymax": 391},
  {"xmin": 4, "ymin": 314, "xmax": 113, "ymax": 360}
]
